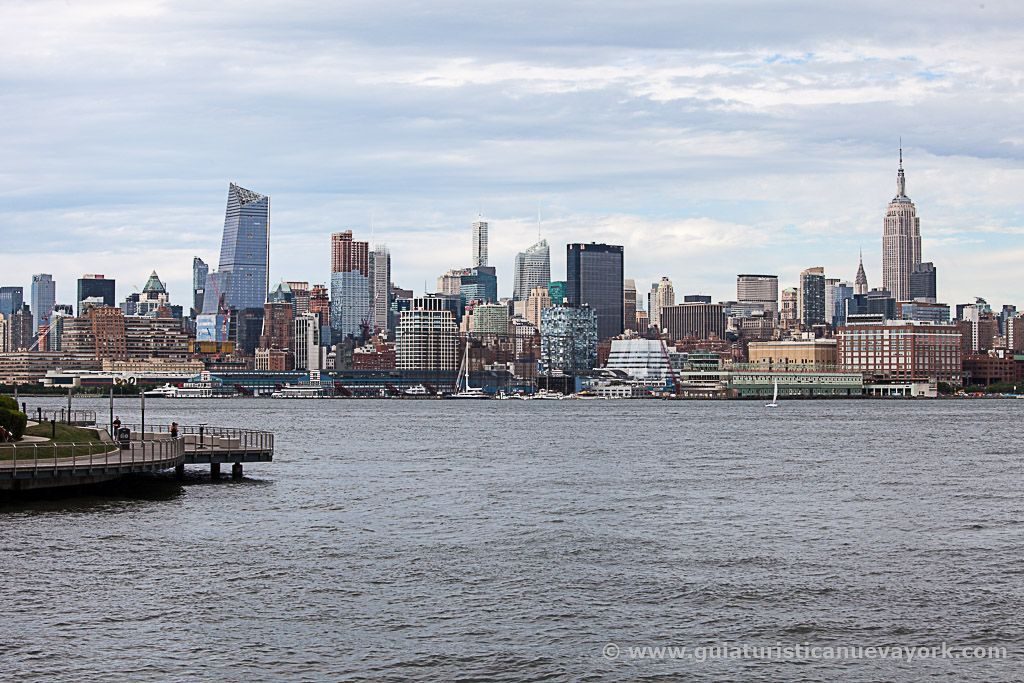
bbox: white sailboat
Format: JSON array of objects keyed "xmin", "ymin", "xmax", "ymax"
[
  {"xmin": 765, "ymin": 380, "xmax": 779, "ymax": 408},
  {"xmin": 448, "ymin": 342, "xmax": 490, "ymax": 399}
]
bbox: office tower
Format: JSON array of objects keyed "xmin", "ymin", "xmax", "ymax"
[
  {"xmin": 437, "ymin": 269, "xmax": 467, "ymax": 296},
  {"xmin": 660, "ymin": 302, "xmax": 726, "ymax": 341},
  {"xmin": 854, "ymin": 252, "xmax": 869, "ymax": 295},
  {"xmin": 260, "ymin": 295, "xmax": 294, "ymax": 351},
  {"xmin": 683, "ymin": 294, "xmax": 711, "ymax": 303},
  {"xmin": 219, "ymin": 183, "xmax": 270, "ymax": 310},
  {"xmin": 882, "ymin": 148, "xmax": 922, "ymax": 302},
  {"xmin": 547, "ymin": 281, "xmax": 567, "ymax": 306},
  {"xmin": 736, "ymin": 274, "xmax": 778, "ymax": 316},
  {"xmin": 286, "ymin": 281, "xmax": 311, "ymax": 316},
  {"xmin": 330, "ymin": 230, "xmax": 371, "ymax": 341},
  {"xmin": 824, "ymin": 278, "xmax": 840, "ymax": 328},
  {"xmin": 0, "ymin": 287, "xmax": 24, "ymax": 318},
  {"xmin": 369, "ymin": 245, "xmax": 392, "ymax": 335},
  {"xmin": 799, "ymin": 267, "xmax": 826, "ymax": 327},
  {"xmin": 472, "ymin": 217, "xmax": 488, "ymax": 268},
  {"xmin": 192, "ymin": 257, "xmax": 208, "ymax": 316},
  {"xmin": 471, "ymin": 303, "xmax": 510, "ymax": 336},
  {"xmin": 29, "ymin": 275, "xmax": 55, "ymax": 335},
  {"xmin": 780, "ymin": 287, "xmax": 799, "ymax": 328},
  {"xmin": 623, "ymin": 279, "xmax": 637, "ymax": 332},
  {"xmin": 833, "ymin": 281, "xmax": 855, "ymax": 327},
  {"xmin": 121, "ymin": 271, "xmax": 177, "ymax": 317},
  {"xmin": 647, "ymin": 277, "xmax": 675, "ymax": 333},
  {"xmin": 900, "ymin": 301, "xmax": 950, "ymax": 323},
  {"xmin": 4, "ymin": 306, "xmax": 34, "ymax": 351},
  {"xmin": 567, "ymin": 243, "xmax": 624, "ymax": 341},
  {"xmin": 76, "ymin": 275, "xmax": 115, "ymax": 315},
  {"xmin": 909, "ymin": 262, "xmax": 937, "ymax": 303},
  {"xmin": 526, "ymin": 286, "xmax": 551, "ymax": 329},
  {"xmin": 396, "ymin": 297, "xmax": 458, "ymax": 370},
  {"xmin": 540, "ymin": 305, "xmax": 598, "ymax": 374},
  {"xmin": 309, "ymin": 284, "xmax": 330, "ymax": 327},
  {"xmin": 512, "ymin": 239, "xmax": 550, "ymax": 301},
  {"xmin": 459, "ymin": 266, "xmax": 498, "ymax": 304},
  {"xmin": 293, "ymin": 314, "xmax": 322, "ymax": 370}
]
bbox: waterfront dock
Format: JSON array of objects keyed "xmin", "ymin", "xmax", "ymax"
[{"xmin": 0, "ymin": 422, "xmax": 274, "ymax": 493}]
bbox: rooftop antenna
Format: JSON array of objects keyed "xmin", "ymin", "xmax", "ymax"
[{"xmin": 899, "ymin": 137, "xmax": 903, "ymax": 168}]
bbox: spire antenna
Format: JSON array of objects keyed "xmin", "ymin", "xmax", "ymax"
[{"xmin": 899, "ymin": 137, "xmax": 903, "ymax": 168}]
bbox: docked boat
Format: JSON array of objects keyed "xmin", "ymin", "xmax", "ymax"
[
  {"xmin": 272, "ymin": 371, "xmax": 326, "ymax": 399},
  {"xmin": 143, "ymin": 384, "xmax": 179, "ymax": 398},
  {"xmin": 447, "ymin": 343, "xmax": 490, "ymax": 399},
  {"xmin": 403, "ymin": 384, "xmax": 430, "ymax": 396}
]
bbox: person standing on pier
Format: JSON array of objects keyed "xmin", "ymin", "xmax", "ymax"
[{"xmin": 170, "ymin": 422, "xmax": 179, "ymax": 439}]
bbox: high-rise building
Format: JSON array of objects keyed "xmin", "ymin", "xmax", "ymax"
[
  {"xmin": 192, "ymin": 257, "xmax": 208, "ymax": 316},
  {"xmin": 540, "ymin": 305, "xmax": 598, "ymax": 374},
  {"xmin": 470, "ymin": 303, "xmax": 510, "ymax": 336},
  {"xmin": 3, "ymin": 306, "xmax": 34, "ymax": 352},
  {"xmin": 310, "ymin": 283, "xmax": 330, "ymax": 326},
  {"xmin": 526, "ymin": 286, "xmax": 551, "ymax": 329},
  {"xmin": 459, "ymin": 266, "xmax": 498, "ymax": 304},
  {"xmin": 471, "ymin": 217, "xmax": 488, "ymax": 268},
  {"xmin": 331, "ymin": 230, "xmax": 369, "ymax": 275},
  {"xmin": 547, "ymin": 281, "xmax": 567, "ymax": 306},
  {"xmin": 218, "ymin": 183, "xmax": 270, "ymax": 310},
  {"xmin": 30, "ymin": 275, "xmax": 55, "ymax": 335},
  {"xmin": 882, "ymin": 149, "xmax": 922, "ymax": 302},
  {"xmin": 780, "ymin": 287, "xmax": 799, "ymax": 328},
  {"xmin": 260, "ymin": 297, "xmax": 294, "ymax": 351},
  {"xmin": 330, "ymin": 230, "xmax": 371, "ymax": 341},
  {"xmin": 660, "ymin": 302, "xmax": 726, "ymax": 341},
  {"xmin": 909, "ymin": 262, "xmax": 937, "ymax": 303},
  {"xmin": 0, "ymin": 287, "xmax": 24, "ymax": 318},
  {"xmin": 567, "ymin": 243, "xmax": 624, "ymax": 341},
  {"xmin": 648, "ymin": 277, "xmax": 676, "ymax": 333},
  {"xmin": 832, "ymin": 281, "xmax": 855, "ymax": 327},
  {"xmin": 512, "ymin": 239, "xmax": 550, "ymax": 301},
  {"xmin": 854, "ymin": 252, "xmax": 869, "ymax": 295},
  {"xmin": 76, "ymin": 275, "xmax": 115, "ymax": 316},
  {"xmin": 396, "ymin": 297, "xmax": 459, "ymax": 370},
  {"xmin": 799, "ymin": 267, "xmax": 826, "ymax": 327},
  {"xmin": 369, "ymin": 245, "xmax": 392, "ymax": 335},
  {"xmin": 286, "ymin": 281, "xmax": 311, "ymax": 316},
  {"xmin": 623, "ymin": 279, "xmax": 637, "ymax": 333},
  {"xmin": 838, "ymin": 320, "xmax": 960, "ymax": 382},
  {"xmin": 293, "ymin": 313, "xmax": 322, "ymax": 370},
  {"xmin": 824, "ymin": 278, "xmax": 840, "ymax": 328},
  {"xmin": 900, "ymin": 301, "xmax": 950, "ymax": 323},
  {"xmin": 121, "ymin": 271, "xmax": 178, "ymax": 318},
  {"xmin": 736, "ymin": 274, "xmax": 778, "ymax": 317}
]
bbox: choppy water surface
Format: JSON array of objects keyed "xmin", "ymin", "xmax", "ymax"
[{"xmin": 1, "ymin": 398, "xmax": 1022, "ymax": 681}]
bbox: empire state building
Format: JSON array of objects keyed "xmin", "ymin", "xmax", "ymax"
[{"xmin": 882, "ymin": 149, "xmax": 922, "ymax": 302}]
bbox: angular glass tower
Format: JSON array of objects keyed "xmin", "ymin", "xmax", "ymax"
[{"xmin": 218, "ymin": 183, "xmax": 270, "ymax": 310}]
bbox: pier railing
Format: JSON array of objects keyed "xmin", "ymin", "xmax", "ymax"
[
  {"xmin": 26, "ymin": 408, "xmax": 98, "ymax": 426},
  {"xmin": 122, "ymin": 423, "xmax": 274, "ymax": 453},
  {"xmin": 0, "ymin": 437, "xmax": 184, "ymax": 474}
]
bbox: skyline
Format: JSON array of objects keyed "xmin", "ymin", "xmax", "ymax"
[{"xmin": 2, "ymin": 1, "xmax": 1023, "ymax": 307}]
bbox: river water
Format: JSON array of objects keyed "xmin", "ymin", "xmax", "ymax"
[{"xmin": 1, "ymin": 397, "xmax": 1021, "ymax": 681}]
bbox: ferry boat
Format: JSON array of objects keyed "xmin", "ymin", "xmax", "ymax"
[
  {"xmin": 143, "ymin": 384, "xmax": 179, "ymax": 398},
  {"xmin": 403, "ymin": 384, "xmax": 430, "ymax": 396}
]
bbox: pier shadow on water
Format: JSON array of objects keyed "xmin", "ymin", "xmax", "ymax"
[{"xmin": 0, "ymin": 472, "xmax": 185, "ymax": 510}]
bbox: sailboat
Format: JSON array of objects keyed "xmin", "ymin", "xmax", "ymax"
[
  {"xmin": 448, "ymin": 342, "xmax": 490, "ymax": 399},
  {"xmin": 765, "ymin": 380, "xmax": 779, "ymax": 408}
]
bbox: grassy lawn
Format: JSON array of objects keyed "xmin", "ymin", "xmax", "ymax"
[
  {"xmin": 23, "ymin": 422, "xmax": 104, "ymax": 443},
  {"xmin": 0, "ymin": 423, "xmax": 109, "ymax": 461}
]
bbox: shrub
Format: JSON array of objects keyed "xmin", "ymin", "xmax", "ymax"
[
  {"xmin": 0, "ymin": 395, "xmax": 18, "ymax": 412},
  {"xmin": 0, "ymin": 408, "xmax": 27, "ymax": 440}
]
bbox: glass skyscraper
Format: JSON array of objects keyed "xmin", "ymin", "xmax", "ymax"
[
  {"xmin": 31, "ymin": 274, "xmax": 56, "ymax": 334},
  {"xmin": 218, "ymin": 183, "xmax": 270, "ymax": 310},
  {"xmin": 567, "ymin": 243, "xmax": 624, "ymax": 341}
]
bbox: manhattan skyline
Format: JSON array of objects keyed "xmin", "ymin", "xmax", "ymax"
[{"xmin": 2, "ymin": 1, "xmax": 1022, "ymax": 307}]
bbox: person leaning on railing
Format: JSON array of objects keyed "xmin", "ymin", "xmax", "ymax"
[{"xmin": 170, "ymin": 422, "xmax": 178, "ymax": 439}]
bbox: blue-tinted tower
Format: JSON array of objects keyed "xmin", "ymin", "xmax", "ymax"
[{"xmin": 218, "ymin": 183, "xmax": 269, "ymax": 310}]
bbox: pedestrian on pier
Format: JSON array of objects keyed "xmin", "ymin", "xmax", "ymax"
[
  {"xmin": 112, "ymin": 416, "xmax": 121, "ymax": 432},
  {"xmin": 170, "ymin": 422, "xmax": 179, "ymax": 439}
]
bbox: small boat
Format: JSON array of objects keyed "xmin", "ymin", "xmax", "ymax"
[
  {"xmin": 272, "ymin": 370, "xmax": 325, "ymax": 398},
  {"xmin": 403, "ymin": 384, "xmax": 430, "ymax": 396},
  {"xmin": 765, "ymin": 380, "xmax": 779, "ymax": 408},
  {"xmin": 530, "ymin": 389, "xmax": 565, "ymax": 400}
]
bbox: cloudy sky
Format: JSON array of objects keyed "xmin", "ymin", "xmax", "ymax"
[{"xmin": 2, "ymin": 0, "xmax": 1022, "ymax": 309}]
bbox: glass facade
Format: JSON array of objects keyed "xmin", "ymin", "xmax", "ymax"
[
  {"xmin": 566, "ymin": 243, "xmax": 624, "ymax": 341},
  {"xmin": 218, "ymin": 183, "xmax": 269, "ymax": 310}
]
